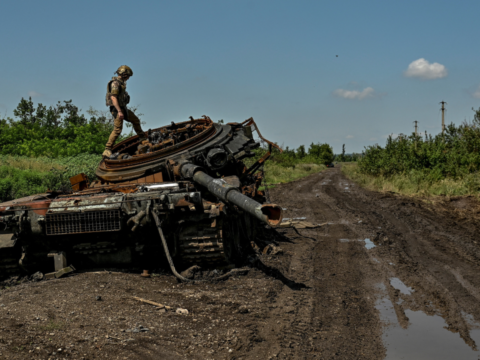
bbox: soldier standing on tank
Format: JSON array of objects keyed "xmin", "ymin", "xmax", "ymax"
[{"xmin": 103, "ymin": 65, "xmax": 147, "ymax": 157}]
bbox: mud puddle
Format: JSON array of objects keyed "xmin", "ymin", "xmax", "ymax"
[
  {"xmin": 377, "ymin": 284, "xmax": 480, "ymax": 359},
  {"xmin": 389, "ymin": 278, "xmax": 413, "ymax": 295}
]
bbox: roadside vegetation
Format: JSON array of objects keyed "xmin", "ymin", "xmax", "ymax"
[
  {"xmin": 262, "ymin": 162, "xmax": 326, "ymax": 185},
  {"xmin": 245, "ymin": 142, "xmax": 333, "ymax": 185},
  {"xmin": 343, "ymin": 107, "xmax": 480, "ymax": 196},
  {"xmin": 0, "ymin": 154, "xmax": 101, "ymax": 202},
  {"xmin": 342, "ymin": 163, "xmax": 480, "ymax": 196},
  {"xmin": 0, "ymin": 97, "xmax": 139, "ymax": 157}
]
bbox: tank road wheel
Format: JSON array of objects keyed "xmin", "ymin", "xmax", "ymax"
[{"xmin": 177, "ymin": 219, "xmax": 227, "ymax": 267}]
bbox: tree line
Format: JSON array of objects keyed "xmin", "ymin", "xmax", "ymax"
[{"xmin": 358, "ymin": 107, "xmax": 480, "ymax": 182}]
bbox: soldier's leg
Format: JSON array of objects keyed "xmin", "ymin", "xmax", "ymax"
[
  {"xmin": 126, "ymin": 110, "xmax": 146, "ymax": 141},
  {"xmin": 103, "ymin": 115, "xmax": 124, "ymax": 157}
]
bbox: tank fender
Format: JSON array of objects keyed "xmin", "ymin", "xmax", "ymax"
[{"xmin": 47, "ymin": 193, "xmax": 124, "ymax": 214}]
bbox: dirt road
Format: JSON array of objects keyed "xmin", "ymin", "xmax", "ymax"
[{"xmin": 2, "ymin": 166, "xmax": 480, "ymax": 359}]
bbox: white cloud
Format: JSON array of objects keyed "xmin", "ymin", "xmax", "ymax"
[
  {"xmin": 404, "ymin": 58, "xmax": 447, "ymax": 80},
  {"xmin": 333, "ymin": 87, "xmax": 375, "ymax": 100},
  {"xmin": 346, "ymin": 135, "xmax": 354, "ymax": 139},
  {"xmin": 369, "ymin": 137, "xmax": 377, "ymax": 141},
  {"xmin": 473, "ymin": 85, "xmax": 480, "ymax": 99},
  {"xmin": 28, "ymin": 91, "xmax": 42, "ymax": 98}
]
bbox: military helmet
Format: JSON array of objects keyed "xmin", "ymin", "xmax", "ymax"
[{"xmin": 116, "ymin": 65, "xmax": 133, "ymax": 77}]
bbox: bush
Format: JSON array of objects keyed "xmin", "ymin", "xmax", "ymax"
[
  {"xmin": 358, "ymin": 107, "xmax": 480, "ymax": 182},
  {"xmin": 247, "ymin": 142, "xmax": 334, "ymax": 168},
  {"xmin": 0, "ymin": 155, "xmax": 102, "ymax": 202},
  {"xmin": 0, "ymin": 98, "xmax": 137, "ymax": 157}
]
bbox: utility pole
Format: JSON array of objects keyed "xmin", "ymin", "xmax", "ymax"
[
  {"xmin": 440, "ymin": 101, "xmax": 447, "ymax": 135},
  {"xmin": 414, "ymin": 120, "xmax": 418, "ymax": 150}
]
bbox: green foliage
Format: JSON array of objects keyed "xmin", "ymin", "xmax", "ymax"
[
  {"xmin": 247, "ymin": 142, "xmax": 335, "ymax": 168},
  {"xmin": 0, "ymin": 97, "xmax": 136, "ymax": 157},
  {"xmin": 358, "ymin": 108, "xmax": 480, "ymax": 183},
  {"xmin": 0, "ymin": 154, "xmax": 101, "ymax": 202},
  {"xmin": 296, "ymin": 145, "xmax": 306, "ymax": 158},
  {"xmin": 0, "ymin": 166, "xmax": 50, "ymax": 201},
  {"xmin": 307, "ymin": 143, "xmax": 334, "ymax": 165}
]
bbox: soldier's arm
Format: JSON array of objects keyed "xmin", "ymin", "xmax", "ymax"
[
  {"xmin": 110, "ymin": 95, "xmax": 124, "ymax": 119},
  {"xmin": 110, "ymin": 81, "xmax": 124, "ymax": 120}
]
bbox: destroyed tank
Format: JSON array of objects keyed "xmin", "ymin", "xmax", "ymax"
[{"xmin": 0, "ymin": 116, "xmax": 282, "ymax": 279}]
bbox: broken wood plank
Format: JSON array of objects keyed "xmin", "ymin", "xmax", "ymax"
[{"xmin": 132, "ymin": 296, "xmax": 172, "ymax": 310}]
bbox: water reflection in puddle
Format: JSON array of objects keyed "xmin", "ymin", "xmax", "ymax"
[
  {"xmin": 337, "ymin": 238, "xmax": 377, "ymax": 250},
  {"xmin": 390, "ymin": 277, "xmax": 414, "ymax": 295},
  {"xmin": 281, "ymin": 217, "xmax": 307, "ymax": 222},
  {"xmin": 364, "ymin": 238, "xmax": 376, "ymax": 249},
  {"xmin": 377, "ymin": 290, "xmax": 480, "ymax": 359}
]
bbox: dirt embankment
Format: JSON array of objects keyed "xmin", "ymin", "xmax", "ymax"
[{"xmin": 2, "ymin": 167, "xmax": 480, "ymax": 359}]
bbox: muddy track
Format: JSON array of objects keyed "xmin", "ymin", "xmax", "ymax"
[{"xmin": 2, "ymin": 166, "xmax": 480, "ymax": 359}]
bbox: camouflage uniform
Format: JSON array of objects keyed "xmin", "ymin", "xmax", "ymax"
[{"xmin": 105, "ymin": 76, "xmax": 145, "ymax": 150}]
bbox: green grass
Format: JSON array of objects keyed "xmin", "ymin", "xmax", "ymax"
[
  {"xmin": 342, "ymin": 163, "xmax": 480, "ymax": 197},
  {"xmin": 263, "ymin": 162, "xmax": 326, "ymax": 185},
  {"xmin": 0, "ymin": 155, "xmax": 64, "ymax": 172},
  {"xmin": 0, "ymin": 154, "xmax": 101, "ymax": 176},
  {"xmin": 0, "ymin": 155, "xmax": 101, "ymax": 202}
]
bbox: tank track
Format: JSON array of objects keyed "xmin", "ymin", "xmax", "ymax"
[{"xmin": 178, "ymin": 220, "xmax": 227, "ymax": 267}]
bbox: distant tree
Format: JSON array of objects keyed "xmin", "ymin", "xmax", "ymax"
[
  {"xmin": 0, "ymin": 97, "xmax": 115, "ymax": 157},
  {"xmin": 13, "ymin": 97, "xmax": 36, "ymax": 125},
  {"xmin": 473, "ymin": 107, "xmax": 480, "ymax": 126},
  {"xmin": 296, "ymin": 145, "xmax": 306, "ymax": 158},
  {"xmin": 12, "ymin": 97, "xmax": 89, "ymax": 129},
  {"xmin": 308, "ymin": 142, "xmax": 334, "ymax": 165}
]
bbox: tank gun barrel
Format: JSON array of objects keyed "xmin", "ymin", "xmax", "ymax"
[{"xmin": 180, "ymin": 163, "xmax": 282, "ymax": 226}]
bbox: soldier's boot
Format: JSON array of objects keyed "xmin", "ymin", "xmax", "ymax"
[{"xmin": 102, "ymin": 148, "xmax": 112, "ymax": 158}]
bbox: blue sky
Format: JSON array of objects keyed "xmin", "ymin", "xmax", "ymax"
[{"xmin": 1, "ymin": 0, "xmax": 479, "ymax": 153}]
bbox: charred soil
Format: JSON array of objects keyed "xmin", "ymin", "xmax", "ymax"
[{"xmin": 2, "ymin": 166, "xmax": 480, "ymax": 359}]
